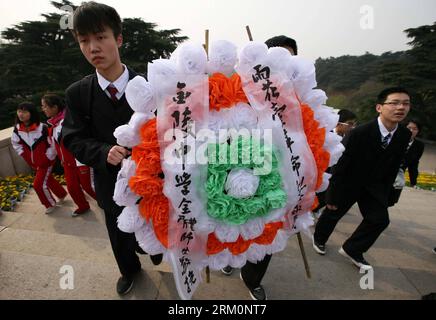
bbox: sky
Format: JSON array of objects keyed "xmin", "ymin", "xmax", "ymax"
[{"xmin": 0, "ymin": 0, "xmax": 435, "ymax": 61}]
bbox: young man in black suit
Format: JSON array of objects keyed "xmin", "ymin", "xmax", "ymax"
[
  {"xmin": 389, "ymin": 119, "xmax": 425, "ymax": 205},
  {"xmin": 312, "ymin": 87, "xmax": 412, "ymax": 270},
  {"xmin": 404, "ymin": 120, "xmax": 425, "ymax": 188},
  {"xmin": 62, "ymin": 2, "xmax": 161, "ymax": 296}
]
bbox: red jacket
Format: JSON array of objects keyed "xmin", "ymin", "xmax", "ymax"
[
  {"xmin": 11, "ymin": 123, "xmax": 56, "ymax": 169},
  {"xmin": 47, "ymin": 112, "xmax": 78, "ymax": 167}
]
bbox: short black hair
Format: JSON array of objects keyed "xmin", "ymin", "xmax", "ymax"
[
  {"xmin": 338, "ymin": 109, "xmax": 357, "ymax": 123},
  {"xmin": 42, "ymin": 94, "xmax": 66, "ymax": 112},
  {"xmin": 377, "ymin": 87, "xmax": 410, "ymax": 104},
  {"xmin": 406, "ymin": 119, "xmax": 422, "ymax": 132},
  {"xmin": 16, "ymin": 102, "xmax": 40, "ymax": 126},
  {"xmin": 73, "ymin": 1, "xmax": 122, "ymax": 39},
  {"xmin": 265, "ymin": 35, "xmax": 298, "ymax": 55}
]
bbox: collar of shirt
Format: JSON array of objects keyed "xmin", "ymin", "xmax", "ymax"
[
  {"xmin": 96, "ymin": 64, "xmax": 129, "ymax": 99},
  {"xmin": 378, "ymin": 117, "xmax": 397, "ymax": 143}
]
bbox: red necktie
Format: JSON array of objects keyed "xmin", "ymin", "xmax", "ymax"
[{"xmin": 107, "ymin": 84, "xmax": 118, "ymax": 102}]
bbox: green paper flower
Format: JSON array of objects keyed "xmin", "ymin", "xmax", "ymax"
[{"xmin": 206, "ymin": 136, "xmax": 287, "ymax": 225}]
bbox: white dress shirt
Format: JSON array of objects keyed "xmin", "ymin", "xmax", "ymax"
[
  {"xmin": 378, "ymin": 117, "xmax": 397, "ymax": 145},
  {"xmin": 96, "ymin": 64, "xmax": 129, "ymax": 100}
]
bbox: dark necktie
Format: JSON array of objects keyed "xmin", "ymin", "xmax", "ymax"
[
  {"xmin": 107, "ymin": 84, "xmax": 118, "ymax": 102},
  {"xmin": 381, "ymin": 133, "xmax": 392, "ymax": 149}
]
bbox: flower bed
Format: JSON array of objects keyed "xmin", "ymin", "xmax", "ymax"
[
  {"xmin": 0, "ymin": 174, "xmax": 34, "ymax": 211},
  {"xmin": 406, "ymin": 171, "xmax": 436, "ymax": 191}
]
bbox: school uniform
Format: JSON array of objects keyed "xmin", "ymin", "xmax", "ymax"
[
  {"xmin": 11, "ymin": 122, "xmax": 67, "ymax": 208},
  {"xmin": 62, "ymin": 66, "xmax": 143, "ymax": 277},
  {"xmin": 48, "ymin": 111, "xmax": 96, "ymax": 213}
]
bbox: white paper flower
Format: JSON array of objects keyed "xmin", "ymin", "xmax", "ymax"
[
  {"xmin": 266, "ymin": 47, "xmax": 293, "ymax": 77},
  {"xmin": 114, "ymin": 125, "xmax": 141, "ymax": 148},
  {"xmin": 118, "ymin": 159, "xmax": 137, "ymax": 179},
  {"xmin": 117, "ymin": 205, "xmax": 145, "ymax": 233},
  {"xmin": 238, "ymin": 42, "xmax": 268, "ymax": 72},
  {"xmin": 125, "ymin": 76, "xmax": 155, "ymax": 114},
  {"xmin": 207, "ymin": 40, "xmax": 238, "ymax": 76},
  {"xmin": 289, "ymin": 56, "xmax": 317, "ymax": 97},
  {"xmin": 314, "ymin": 106, "xmax": 339, "ymax": 132},
  {"xmin": 229, "ymin": 103, "xmax": 258, "ymax": 131},
  {"xmin": 300, "ymin": 89, "xmax": 328, "ymax": 107},
  {"xmin": 113, "ymin": 161, "xmax": 140, "ymax": 207},
  {"xmin": 317, "ymin": 172, "xmax": 332, "ymax": 193},
  {"xmin": 294, "ymin": 212, "xmax": 315, "ymax": 239},
  {"xmin": 225, "ymin": 168, "xmax": 260, "ymax": 199},
  {"xmin": 129, "ymin": 113, "xmax": 152, "ymax": 130},
  {"xmin": 135, "ymin": 223, "xmax": 167, "ymax": 256},
  {"xmin": 148, "ymin": 59, "xmax": 178, "ymax": 94},
  {"xmin": 174, "ymin": 42, "xmax": 207, "ymax": 74},
  {"xmin": 324, "ymin": 132, "xmax": 345, "ymax": 167}
]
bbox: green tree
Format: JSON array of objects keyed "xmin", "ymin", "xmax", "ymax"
[
  {"xmin": 0, "ymin": 0, "xmax": 188, "ymax": 129},
  {"xmin": 316, "ymin": 22, "xmax": 436, "ymax": 139}
]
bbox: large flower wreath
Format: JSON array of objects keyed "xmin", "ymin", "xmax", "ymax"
[{"xmin": 113, "ymin": 40, "xmax": 344, "ymax": 299}]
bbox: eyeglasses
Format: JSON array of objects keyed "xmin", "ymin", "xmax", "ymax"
[
  {"xmin": 338, "ymin": 121, "xmax": 357, "ymax": 128},
  {"xmin": 382, "ymin": 101, "xmax": 411, "ymax": 107}
]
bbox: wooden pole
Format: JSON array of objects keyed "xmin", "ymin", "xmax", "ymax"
[
  {"xmin": 205, "ymin": 28, "xmax": 211, "ymax": 285},
  {"xmin": 297, "ymin": 233, "xmax": 312, "ymax": 279},
  {"xmin": 205, "ymin": 29, "xmax": 210, "ymax": 55},
  {"xmin": 246, "ymin": 26, "xmax": 253, "ymax": 41}
]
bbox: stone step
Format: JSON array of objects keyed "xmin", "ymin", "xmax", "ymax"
[
  {"xmin": 0, "ymin": 227, "xmax": 114, "ymax": 265},
  {"xmin": 0, "ymin": 250, "xmax": 160, "ymax": 300},
  {"xmin": 0, "ymin": 209, "xmax": 108, "ymax": 240}
]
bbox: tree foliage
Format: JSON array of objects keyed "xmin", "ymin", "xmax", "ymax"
[
  {"xmin": 316, "ymin": 22, "xmax": 436, "ymax": 140},
  {"xmin": 0, "ymin": 0, "xmax": 188, "ymax": 128}
]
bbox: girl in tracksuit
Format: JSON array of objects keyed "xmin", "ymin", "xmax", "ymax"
[
  {"xmin": 11, "ymin": 102, "xmax": 67, "ymax": 213},
  {"xmin": 41, "ymin": 94, "xmax": 96, "ymax": 217}
]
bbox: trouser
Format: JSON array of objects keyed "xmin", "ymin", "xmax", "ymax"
[
  {"xmin": 64, "ymin": 164, "xmax": 90, "ymax": 211},
  {"xmin": 409, "ymin": 167, "xmax": 419, "ymax": 186},
  {"xmin": 314, "ymin": 190, "xmax": 390, "ymax": 257},
  {"xmin": 241, "ymin": 254, "xmax": 272, "ymax": 290},
  {"xmin": 33, "ymin": 166, "xmax": 67, "ymax": 208},
  {"xmin": 77, "ymin": 166, "xmax": 97, "ymax": 199},
  {"xmin": 313, "ymin": 190, "xmax": 327, "ymax": 212},
  {"xmin": 104, "ymin": 201, "xmax": 141, "ymax": 277}
]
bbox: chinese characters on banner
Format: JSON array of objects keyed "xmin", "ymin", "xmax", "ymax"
[
  {"xmin": 240, "ymin": 63, "xmax": 318, "ymax": 226},
  {"xmin": 156, "ymin": 75, "xmax": 209, "ymax": 300}
]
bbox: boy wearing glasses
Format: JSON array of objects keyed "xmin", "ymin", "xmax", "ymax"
[
  {"xmin": 336, "ymin": 109, "xmax": 357, "ymax": 138},
  {"xmin": 312, "ymin": 87, "xmax": 411, "ymax": 270}
]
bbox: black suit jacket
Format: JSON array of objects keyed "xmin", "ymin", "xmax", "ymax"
[
  {"xmin": 403, "ymin": 139, "xmax": 425, "ymax": 173},
  {"xmin": 62, "ymin": 68, "xmax": 138, "ymax": 210},
  {"xmin": 326, "ymin": 119, "xmax": 412, "ymax": 207}
]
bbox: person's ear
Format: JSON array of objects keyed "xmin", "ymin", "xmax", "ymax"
[
  {"xmin": 117, "ymin": 34, "xmax": 123, "ymax": 48},
  {"xmin": 376, "ymin": 104, "xmax": 382, "ymax": 114}
]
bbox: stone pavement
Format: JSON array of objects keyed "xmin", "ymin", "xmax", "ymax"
[{"xmin": 0, "ymin": 187, "xmax": 435, "ymax": 300}]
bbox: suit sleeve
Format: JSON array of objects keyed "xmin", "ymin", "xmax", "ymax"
[
  {"xmin": 325, "ymin": 129, "xmax": 359, "ymax": 206},
  {"xmin": 62, "ymin": 82, "xmax": 113, "ymax": 173}
]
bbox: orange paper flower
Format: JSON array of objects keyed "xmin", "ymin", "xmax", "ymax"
[
  {"xmin": 130, "ymin": 118, "xmax": 170, "ymax": 248},
  {"xmin": 300, "ymin": 104, "xmax": 331, "ymax": 208},
  {"xmin": 206, "ymin": 222, "xmax": 284, "ymax": 256},
  {"xmin": 209, "ymin": 73, "xmax": 249, "ymax": 111}
]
